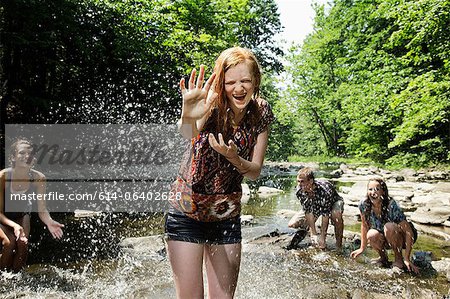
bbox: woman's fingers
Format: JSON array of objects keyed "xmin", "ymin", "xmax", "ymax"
[
  {"xmin": 196, "ymin": 65, "xmax": 205, "ymax": 88},
  {"xmin": 179, "ymin": 78, "xmax": 187, "ymax": 95},
  {"xmin": 228, "ymin": 139, "xmax": 237, "ymax": 150},
  {"xmin": 218, "ymin": 133, "xmax": 225, "ymax": 146},
  {"xmin": 188, "ymin": 68, "xmax": 196, "ymax": 90},
  {"xmin": 208, "ymin": 133, "xmax": 218, "ymax": 147},
  {"xmin": 203, "ymin": 72, "xmax": 216, "ymax": 92}
]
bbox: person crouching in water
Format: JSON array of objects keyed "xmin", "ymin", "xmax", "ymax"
[
  {"xmin": 350, "ymin": 177, "xmax": 418, "ymax": 273},
  {"xmin": 0, "ymin": 139, "xmax": 64, "ymax": 272},
  {"xmin": 289, "ymin": 167, "xmax": 344, "ymax": 250}
]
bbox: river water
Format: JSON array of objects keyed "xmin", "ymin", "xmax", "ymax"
[{"xmin": 1, "ymin": 174, "xmax": 449, "ymax": 298}]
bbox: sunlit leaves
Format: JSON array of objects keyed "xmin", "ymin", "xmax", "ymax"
[{"xmin": 280, "ymin": 0, "xmax": 449, "ymax": 166}]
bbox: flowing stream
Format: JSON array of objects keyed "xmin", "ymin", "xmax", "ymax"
[{"xmin": 1, "ymin": 173, "xmax": 449, "ymax": 298}]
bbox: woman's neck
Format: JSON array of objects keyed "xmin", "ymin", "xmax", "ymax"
[
  {"xmin": 231, "ymin": 108, "xmax": 246, "ymax": 127},
  {"xmin": 371, "ymin": 201, "xmax": 382, "ymax": 216},
  {"xmin": 12, "ymin": 166, "xmax": 30, "ymax": 177}
]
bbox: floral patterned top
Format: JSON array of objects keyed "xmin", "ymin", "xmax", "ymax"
[
  {"xmin": 358, "ymin": 198, "xmax": 406, "ymax": 232},
  {"xmin": 171, "ymin": 99, "xmax": 274, "ymax": 222},
  {"xmin": 296, "ymin": 179, "xmax": 342, "ymax": 217}
]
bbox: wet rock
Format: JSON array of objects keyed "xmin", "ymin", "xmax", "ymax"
[
  {"xmin": 342, "ymin": 204, "xmax": 361, "ymax": 219},
  {"xmin": 297, "ymin": 284, "xmax": 350, "ymax": 299},
  {"xmin": 330, "ymin": 169, "xmax": 344, "ymax": 178},
  {"xmin": 411, "ymin": 194, "xmax": 434, "ymax": 205},
  {"xmin": 402, "ymin": 286, "xmax": 442, "ymax": 299},
  {"xmin": 414, "ymin": 182, "xmax": 436, "ymax": 193},
  {"xmin": 423, "ymin": 171, "xmax": 448, "ymax": 181},
  {"xmin": 414, "ymin": 223, "xmax": 450, "ymax": 240},
  {"xmin": 410, "ymin": 206, "xmax": 450, "ymax": 225},
  {"xmin": 345, "ymin": 181, "xmax": 367, "ymax": 200},
  {"xmin": 434, "ymin": 182, "xmax": 450, "ymax": 193},
  {"xmin": 276, "ymin": 209, "xmax": 298, "ymax": 219},
  {"xmin": 431, "ymin": 258, "xmax": 450, "ymax": 280},
  {"xmin": 388, "ymin": 189, "xmax": 414, "ymax": 201},
  {"xmin": 257, "ymin": 186, "xmax": 283, "ymax": 197},
  {"xmin": 339, "ymin": 163, "xmax": 349, "ymax": 172},
  {"xmin": 120, "ymin": 235, "xmax": 166, "ymax": 260},
  {"xmin": 399, "ymin": 168, "xmax": 418, "ymax": 179},
  {"xmin": 283, "ymin": 209, "xmax": 307, "ymax": 228},
  {"xmin": 241, "ymin": 214, "xmax": 254, "ymax": 225},
  {"xmin": 351, "ymin": 289, "xmax": 397, "ymax": 299},
  {"xmin": 241, "ymin": 183, "xmax": 250, "ymax": 204}
]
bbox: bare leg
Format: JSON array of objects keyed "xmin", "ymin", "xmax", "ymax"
[
  {"xmin": 0, "ymin": 225, "xmax": 13, "ymax": 270},
  {"xmin": 166, "ymin": 240, "xmax": 205, "ymax": 299},
  {"xmin": 331, "ymin": 211, "xmax": 344, "ymax": 250},
  {"xmin": 13, "ymin": 215, "xmax": 30, "ymax": 272},
  {"xmin": 204, "ymin": 243, "xmax": 241, "ymax": 299},
  {"xmin": 367, "ymin": 229, "xmax": 388, "ymax": 266},
  {"xmin": 384, "ymin": 222, "xmax": 405, "ymax": 269}
]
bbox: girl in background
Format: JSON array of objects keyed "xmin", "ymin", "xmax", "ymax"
[
  {"xmin": 350, "ymin": 177, "xmax": 418, "ymax": 273},
  {"xmin": 0, "ymin": 139, "xmax": 64, "ymax": 272}
]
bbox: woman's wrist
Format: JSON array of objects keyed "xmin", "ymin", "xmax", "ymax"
[{"xmin": 227, "ymin": 155, "xmax": 250, "ymax": 174}]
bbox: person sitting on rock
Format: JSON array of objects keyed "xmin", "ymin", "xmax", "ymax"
[
  {"xmin": 350, "ymin": 177, "xmax": 419, "ymax": 273},
  {"xmin": 288, "ymin": 167, "xmax": 344, "ymax": 250},
  {"xmin": 0, "ymin": 139, "xmax": 64, "ymax": 272}
]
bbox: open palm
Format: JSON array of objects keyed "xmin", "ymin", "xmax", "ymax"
[{"xmin": 180, "ymin": 65, "xmax": 217, "ymax": 120}]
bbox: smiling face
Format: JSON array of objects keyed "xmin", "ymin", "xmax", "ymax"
[
  {"xmin": 12, "ymin": 142, "xmax": 35, "ymax": 168},
  {"xmin": 367, "ymin": 180, "xmax": 384, "ymax": 203},
  {"xmin": 297, "ymin": 174, "xmax": 314, "ymax": 194},
  {"xmin": 224, "ymin": 61, "xmax": 255, "ymax": 116}
]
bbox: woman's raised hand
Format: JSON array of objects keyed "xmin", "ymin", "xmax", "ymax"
[{"xmin": 179, "ymin": 65, "xmax": 217, "ymax": 120}]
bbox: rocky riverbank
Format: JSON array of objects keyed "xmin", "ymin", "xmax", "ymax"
[
  {"xmin": 262, "ymin": 162, "xmax": 450, "ymax": 236},
  {"xmin": 113, "ymin": 162, "xmax": 450, "ymax": 298}
]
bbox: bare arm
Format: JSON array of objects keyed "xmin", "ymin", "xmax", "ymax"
[
  {"xmin": 350, "ymin": 213, "xmax": 369, "ymax": 258},
  {"xmin": 35, "ymin": 172, "xmax": 64, "ymax": 239},
  {"xmin": 399, "ymin": 220, "xmax": 419, "ymax": 273}
]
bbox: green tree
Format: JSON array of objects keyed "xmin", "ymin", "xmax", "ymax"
[
  {"xmin": 0, "ymin": 0, "xmax": 283, "ymax": 167},
  {"xmin": 281, "ymin": 0, "xmax": 450, "ymax": 166}
]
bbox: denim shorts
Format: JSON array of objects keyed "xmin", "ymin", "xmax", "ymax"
[{"xmin": 164, "ymin": 208, "xmax": 242, "ymax": 245}]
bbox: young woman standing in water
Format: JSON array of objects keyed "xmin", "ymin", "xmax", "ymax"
[
  {"xmin": 165, "ymin": 47, "xmax": 274, "ymax": 298},
  {"xmin": 0, "ymin": 139, "xmax": 64, "ymax": 272}
]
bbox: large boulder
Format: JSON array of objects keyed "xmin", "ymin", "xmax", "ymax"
[{"xmin": 410, "ymin": 206, "xmax": 450, "ymax": 225}]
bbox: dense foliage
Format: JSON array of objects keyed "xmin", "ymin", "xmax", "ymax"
[
  {"xmin": 280, "ymin": 0, "xmax": 450, "ymax": 167},
  {"xmin": 0, "ymin": 0, "xmax": 282, "ymax": 167}
]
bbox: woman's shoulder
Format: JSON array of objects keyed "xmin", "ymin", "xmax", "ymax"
[
  {"xmin": 388, "ymin": 198, "xmax": 399, "ymax": 207},
  {"xmin": 30, "ymin": 169, "xmax": 46, "ymax": 181},
  {"xmin": 358, "ymin": 197, "xmax": 369, "ymax": 210},
  {"xmin": 253, "ymin": 98, "xmax": 274, "ymax": 132},
  {"xmin": 0, "ymin": 168, "xmax": 12, "ymax": 179}
]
